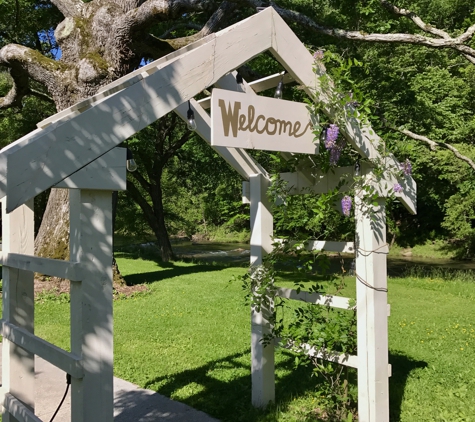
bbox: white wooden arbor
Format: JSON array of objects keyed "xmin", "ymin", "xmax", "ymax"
[{"xmin": 0, "ymin": 7, "xmax": 416, "ymax": 422}]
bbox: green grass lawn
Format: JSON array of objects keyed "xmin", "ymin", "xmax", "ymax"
[{"xmin": 8, "ymin": 257, "xmax": 475, "ymax": 421}]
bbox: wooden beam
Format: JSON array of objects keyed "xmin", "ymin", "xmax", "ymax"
[
  {"xmin": 2, "ymin": 253, "xmax": 83, "ymax": 281},
  {"xmin": 250, "ymin": 174, "xmax": 275, "ymax": 407},
  {"xmin": 355, "ymin": 188, "xmax": 389, "ymax": 422},
  {"xmin": 0, "ymin": 8, "xmax": 275, "ymax": 212},
  {"xmin": 3, "ymin": 394, "xmax": 42, "ymax": 422},
  {"xmin": 280, "ymin": 340, "xmax": 358, "ymax": 368},
  {"xmin": 197, "ymin": 72, "xmax": 295, "ymax": 110},
  {"xmin": 1, "ymin": 199, "xmax": 35, "ymax": 422},
  {"xmin": 273, "ymin": 239, "xmax": 355, "ymax": 254},
  {"xmin": 248, "ymin": 72, "xmax": 294, "ymax": 93},
  {"xmin": 69, "ymin": 189, "xmax": 114, "ymax": 422},
  {"xmin": 55, "ymin": 147, "xmax": 127, "ymax": 191},
  {"xmin": 276, "ymin": 287, "xmax": 354, "ymax": 310},
  {"xmin": 175, "ymin": 100, "xmax": 268, "ymax": 179},
  {"xmin": 2, "ymin": 321, "xmax": 83, "ymax": 379}
]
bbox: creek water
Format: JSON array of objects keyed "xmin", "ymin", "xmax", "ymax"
[{"xmin": 168, "ymin": 240, "xmax": 475, "ymax": 276}]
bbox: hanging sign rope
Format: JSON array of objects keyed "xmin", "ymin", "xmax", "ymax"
[{"xmin": 211, "ymin": 88, "xmax": 318, "ymax": 154}]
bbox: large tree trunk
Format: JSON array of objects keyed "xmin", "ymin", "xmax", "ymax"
[{"xmin": 34, "ymin": 189, "xmax": 70, "ymax": 259}]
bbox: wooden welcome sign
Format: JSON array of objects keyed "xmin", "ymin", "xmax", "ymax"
[{"xmin": 211, "ymin": 89, "xmax": 318, "ymax": 154}]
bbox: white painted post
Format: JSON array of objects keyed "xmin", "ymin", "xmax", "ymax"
[
  {"xmin": 1, "ymin": 199, "xmax": 35, "ymax": 422},
  {"xmin": 249, "ymin": 173, "xmax": 275, "ymax": 407},
  {"xmin": 355, "ymin": 190, "xmax": 389, "ymax": 422},
  {"xmin": 69, "ymin": 189, "xmax": 114, "ymax": 422}
]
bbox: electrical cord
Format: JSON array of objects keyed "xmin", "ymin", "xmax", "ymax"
[
  {"xmin": 356, "ymin": 272, "xmax": 388, "ymax": 292},
  {"xmin": 49, "ymin": 373, "xmax": 71, "ymax": 422},
  {"xmin": 356, "ymin": 243, "xmax": 390, "ymax": 256}
]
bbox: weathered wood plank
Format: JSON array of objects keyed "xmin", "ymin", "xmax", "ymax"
[
  {"xmin": 355, "ymin": 186, "xmax": 389, "ymax": 422},
  {"xmin": 1, "ymin": 8, "xmax": 275, "ymax": 212},
  {"xmin": 2, "ymin": 253, "xmax": 82, "ymax": 281},
  {"xmin": 55, "ymin": 147, "xmax": 127, "ymax": 191},
  {"xmin": 1, "ymin": 199, "xmax": 35, "ymax": 422},
  {"xmin": 2, "ymin": 321, "xmax": 83, "ymax": 379},
  {"xmin": 3, "ymin": 394, "xmax": 41, "ymax": 422},
  {"xmin": 276, "ymin": 287, "xmax": 354, "ymax": 310},
  {"xmin": 69, "ymin": 189, "xmax": 114, "ymax": 422},
  {"xmin": 250, "ymin": 174, "xmax": 275, "ymax": 407}
]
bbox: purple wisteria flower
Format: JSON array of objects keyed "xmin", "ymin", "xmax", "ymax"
[
  {"xmin": 325, "ymin": 124, "xmax": 339, "ymax": 149},
  {"xmin": 401, "ymin": 159, "xmax": 412, "ymax": 176},
  {"xmin": 329, "ymin": 139, "xmax": 347, "ymax": 165},
  {"xmin": 341, "ymin": 195, "xmax": 352, "ymax": 217},
  {"xmin": 313, "ymin": 50, "xmax": 324, "ymax": 60},
  {"xmin": 393, "ymin": 183, "xmax": 403, "ymax": 193}
]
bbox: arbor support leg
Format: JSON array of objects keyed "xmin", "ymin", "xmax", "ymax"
[
  {"xmin": 1, "ymin": 199, "xmax": 35, "ymax": 422},
  {"xmin": 355, "ymin": 193, "xmax": 389, "ymax": 422},
  {"xmin": 69, "ymin": 189, "xmax": 114, "ymax": 422},
  {"xmin": 249, "ymin": 174, "xmax": 275, "ymax": 407}
]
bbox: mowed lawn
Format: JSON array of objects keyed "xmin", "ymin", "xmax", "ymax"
[{"xmin": 5, "ymin": 257, "xmax": 475, "ymax": 421}]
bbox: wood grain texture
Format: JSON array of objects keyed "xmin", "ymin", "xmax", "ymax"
[
  {"xmin": 2, "ymin": 321, "xmax": 83, "ymax": 378},
  {"xmin": 2, "ymin": 253, "xmax": 83, "ymax": 281},
  {"xmin": 355, "ymin": 189, "xmax": 389, "ymax": 422},
  {"xmin": 1, "ymin": 199, "xmax": 35, "ymax": 422}
]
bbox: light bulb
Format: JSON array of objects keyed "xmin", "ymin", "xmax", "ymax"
[
  {"xmin": 274, "ymin": 80, "xmax": 283, "ymax": 99},
  {"xmin": 187, "ymin": 101, "xmax": 197, "ymax": 131},
  {"xmin": 126, "ymin": 148, "xmax": 138, "ymax": 172},
  {"xmin": 126, "ymin": 158, "xmax": 138, "ymax": 172},
  {"xmin": 354, "ymin": 160, "xmax": 361, "ymax": 176},
  {"xmin": 187, "ymin": 117, "xmax": 197, "ymax": 131}
]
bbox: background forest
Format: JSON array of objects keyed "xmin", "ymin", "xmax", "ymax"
[{"xmin": 1, "ymin": 0, "xmax": 475, "ymax": 260}]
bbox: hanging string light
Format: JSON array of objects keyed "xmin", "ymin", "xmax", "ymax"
[
  {"xmin": 274, "ymin": 74, "xmax": 284, "ymax": 99},
  {"xmin": 354, "ymin": 159, "xmax": 361, "ymax": 176},
  {"xmin": 126, "ymin": 148, "xmax": 137, "ymax": 172},
  {"xmin": 187, "ymin": 100, "xmax": 197, "ymax": 131}
]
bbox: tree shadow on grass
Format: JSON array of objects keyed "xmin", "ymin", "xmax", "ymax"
[
  {"xmin": 121, "ymin": 262, "xmax": 234, "ymax": 286},
  {"xmin": 389, "ymin": 352, "xmax": 427, "ymax": 422},
  {"xmin": 133, "ymin": 349, "xmax": 426, "ymax": 422},
  {"xmin": 141, "ymin": 349, "xmax": 317, "ymax": 422}
]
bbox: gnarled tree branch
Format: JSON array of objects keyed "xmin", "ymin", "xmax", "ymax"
[
  {"xmin": 160, "ymin": 1, "xmax": 236, "ymax": 49},
  {"xmin": 263, "ymin": 1, "xmax": 475, "ymax": 64},
  {"xmin": 128, "ymin": 0, "xmax": 219, "ymax": 32},
  {"xmin": 0, "ymin": 43, "xmax": 68, "ymax": 109},
  {"xmin": 49, "ymin": 0, "xmax": 84, "ymax": 18},
  {"xmin": 394, "ymin": 127, "xmax": 475, "ymax": 172}
]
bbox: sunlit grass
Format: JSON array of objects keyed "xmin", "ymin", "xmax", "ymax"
[{"xmin": 3, "ymin": 257, "xmax": 474, "ymax": 421}]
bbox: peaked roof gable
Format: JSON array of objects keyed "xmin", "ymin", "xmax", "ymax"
[{"xmin": 0, "ymin": 7, "xmax": 416, "ymax": 214}]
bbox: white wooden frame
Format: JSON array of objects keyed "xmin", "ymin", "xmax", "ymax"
[
  {"xmin": 0, "ymin": 8, "xmax": 416, "ymax": 422},
  {"xmin": 1, "ymin": 155, "xmax": 125, "ymax": 422}
]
